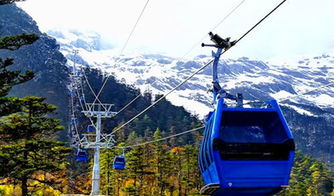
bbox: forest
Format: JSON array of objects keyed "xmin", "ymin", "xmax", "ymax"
[{"xmin": 1, "ymin": 126, "xmax": 334, "ymax": 195}]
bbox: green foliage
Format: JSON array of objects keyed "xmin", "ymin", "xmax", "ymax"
[
  {"xmin": 0, "ymin": 0, "xmax": 25, "ymax": 5},
  {"xmin": 81, "ymin": 68, "xmax": 199, "ymax": 145},
  {"xmin": 0, "ymin": 96, "xmax": 63, "ymax": 140},
  {"xmin": 281, "ymin": 106, "xmax": 334, "ymax": 164},
  {"xmin": 0, "ymin": 57, "xmax": 34, "ymax": 97},
  {"xmin": 0, "ymin": 14, "xmax": 70, "ymax": 195},
  {"xmin": 0, "ymin": 96, "xmax": 71, "ymax": 195},
  {"xmin": 279, "ymin": 150, "xmax": 334, "ymax": 196},
  {"xmin": 96, "ymin": 132, "xmax": 203, "ymax": 196},
  {"xmin": 94, "ymin": 132, "xmax": 334, "ymax": 196},
  {"xmin": 0, "ymin": 33, "xmax": 37, "ymax": 116},
  {"xmin": 0, "ymin": 4, "xmax": 70, "ymax": 128},
  {"xmin": 0, "ymin": 140, "xmax": 69, "ymax": 177},
  {"xmin": 0, "ymin": 34, "xmax": 38, "ymax": 51}
]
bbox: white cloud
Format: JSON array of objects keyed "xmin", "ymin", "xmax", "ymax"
[{"xmin": 18, "ymin": 0, "xmax": 334, "ymax": 60}]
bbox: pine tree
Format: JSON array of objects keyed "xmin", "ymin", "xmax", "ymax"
[
  {"xmin": 0, "ymin": 2, "xmax": 38, "ymax": 117},
  {"xmin": 182, "ymin": 144, "xmax": 200, "ymax": 195},
  {"xmin": 0, "ymin": 96, "xmax": 71, "ymax": 195},
  {"xmin": 100, "ymin": 148, "xmax": 117, "ymax": 196},
  {"xmin": 152, "ymin": 128, "xmax": 172, "ymax": 196},
  {"xmin": 0, "ymin": 7, "xmax": 70, "ymax": 194},
  {"xmin": 123, "ymin": 146, "xmax": 142, "ymax": 196},
  {"xmin": 0, "ymin": 0, "xmax": 25, "ymax": 5},
  {"xmin": 170, "ymin": 146, "xmax": 184, "ymax": 196},
  {"xmin": 0, "ymin": 34, "xmax": 37, "ymax": 116},
  {"xmin": 279, "ymin": 150, "xmax": 334, "ymax": 196}
]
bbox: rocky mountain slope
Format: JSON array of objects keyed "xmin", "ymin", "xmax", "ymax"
[
  {"xmin": 48, "ymin": 29, "xmax": 334, "ymax": 118},
  {"xmin": 0, "ymin": 4, "xmax": 69, "ymax": 134},
  {"xmin": 47, "ymin": 29, "xmax": 334, "ymax": 165}
]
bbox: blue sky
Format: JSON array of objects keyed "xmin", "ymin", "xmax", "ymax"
[{"xmin": 18, "ymin": 0, "xmax": 334, "ymax": 60}]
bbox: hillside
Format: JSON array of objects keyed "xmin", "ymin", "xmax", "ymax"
[
  {"xmin": 0, "ymin": 4, "xmax": 200, "ymax": 145},
  {"xmin": 0, "ymin": 4, "xmax": 69, "ymax": 134},
  {"xmin": 48, "ymin": 29, "xmax": 334, "ymax": 165}
]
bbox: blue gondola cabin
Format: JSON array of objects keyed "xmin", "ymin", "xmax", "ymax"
[
  {"xmin": 199, "ymin": 32, "xmax": 295, "ymax": 196},
  {"xmin": 77, "ymin": 149, "xmax": 88, "ymax": 162},
  {"xmin": 113, "ymin": 155, "xmax": 126, "ymax": 170},
  {"xmin": 87, "ymin": 124, "xmax": 95, "ymax": 132},
  {"xmin": 199, "ymin": 100, "xmax": 295, "ymax": 195}
]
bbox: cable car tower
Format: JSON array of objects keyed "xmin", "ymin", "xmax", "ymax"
[
  {"xmin": 81, "ymin": 103, "xmax": 117, "ymax": 195},
  {"xmin": 68, "ymin": 50, "xmax": 117, "ymax": 195}
]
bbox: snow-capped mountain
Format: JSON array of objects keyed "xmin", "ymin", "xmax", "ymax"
[
  {"xmin": 48, "ymin": 30, "xmax": 334, "ymax": 119},
  {"xmin": 3, "ymin": 2, "xmax": 332, "ymax": 168},
  {"xmin": 46, "ymin": 29, "xmax": 334, "ymax": 164}
]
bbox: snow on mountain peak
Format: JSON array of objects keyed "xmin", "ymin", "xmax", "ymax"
[
  {"xmin": 49, "ymin": 30, "xmax": 334, "ymax": 119},
  {"xmin": 47, "ymin": 29, "xmax": 114, "ymax": 52}
]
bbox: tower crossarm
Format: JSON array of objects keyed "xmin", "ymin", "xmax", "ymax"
[{"xmin": 82, "ymin": 103, "xmax": 117, "ymax": 118}]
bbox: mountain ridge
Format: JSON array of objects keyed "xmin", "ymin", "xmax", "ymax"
[
  {"xmin": 47, "ymin": 29, "xmax": 334, "ymax": 165},
  {"xmin": 48, "ymin": 29, "xmax": 334, "ymax": 118},
  {"xmin": 1, "ymin": 5, "xmax": 332, "ymax": 165}
]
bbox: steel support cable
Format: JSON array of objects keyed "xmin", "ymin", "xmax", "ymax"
[
  {"xmin": 72, "ymin": 49, "xmax": 107, "ymax": 111},
  {"xmin": 78, "ymin": 75, "xmax": 88, "ymax": 111},
  {"xmin": 114, "ymin": 78, "xmax": 160, "ymax": 116},
  {"xmin": 240, "ymin": 81, "xmax": 334, "ymax": 108},
  {"xmin": 92, "ymin": 1, "xmax": 245, "ymax": 115},
  {"xmin": 69, "ymin": 63, "xmax": 99, "ymax": 141},
  {"xmin": 88, "ymin": 0, "xmax": 246, "ymax": 116},
  {"xmin": 234, "ymin": 0, "xmax": 287, "ymax": 45},
  {"xmin": 109, "ymin": 0, "xmax": 288, "ymax": 135},
  {"xmin": 79, "ymin": 69, "xmax": 121, "ymax": 143},
  {"xmin": 72, "ymin": 80, "xmax": 95, "ymax": 141},
  {"xmin": 92, "ymin": 0, "xmax": 151, "ymax": 106},
  {"xmin": 278, "ymin": 81, "xmax": 334, "ymax": 103},
  {"xmin": 70, "ymin": 94, "xmax": 83, "ymax": 147},
  {"xmin": 69, "ymin": 96, "xmax": 82, "ymax": 147},
  {"xmin": 111, "ymin": 58, "xmax": 215, "ymax": 134},
  {"xmin": 75, "ymin": 76, "xmax": 98, "ymax": 130},
  {"xmin": 112, "ymin": 0, "xmax": 246, "ymax": 116},
  {"xmin": 73, "ymin": 81, "xmax": 96, "ymax": 133},
  {"xmin": 180, "ymin": 0, "xmax": 246, "ymax": 59},
  {"xmin": 112, "ymin": 0, "xmax": 246, "ymax": 115},
  {"xmin": 70, "ymin": 71, "xmax": 99, "ymax": 147},
  {"xmin": 69, "ymin": 69, "xmax": 100, "ymax": 135},
  {"xmin": 80, "ymin": 79, "xmax": 120, "ymax": 146},
  {"xmin": 115, "ymin": 126, "xmax": 204, "ymax": 149},
  {"xmin": 74, "ymin": 78, "xmax": 87, "ymax": 112},
  {"xmin": 66, "ymin": 51, "xmax": 84, "ymax": 147},
  {"xmin": 115, "ymin": 93, "xmax": 142, "ymax": 116},
  {"xmin": 70, "ymin": 51, "xmax": 90, "ymax": 112},
  {"xmin": 82, "ymin": 69, "xmax": 108, "ymax": 111},
  {"xmin": 119, "ymin": 0, "xmax": 151, "ymax": 55}
]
